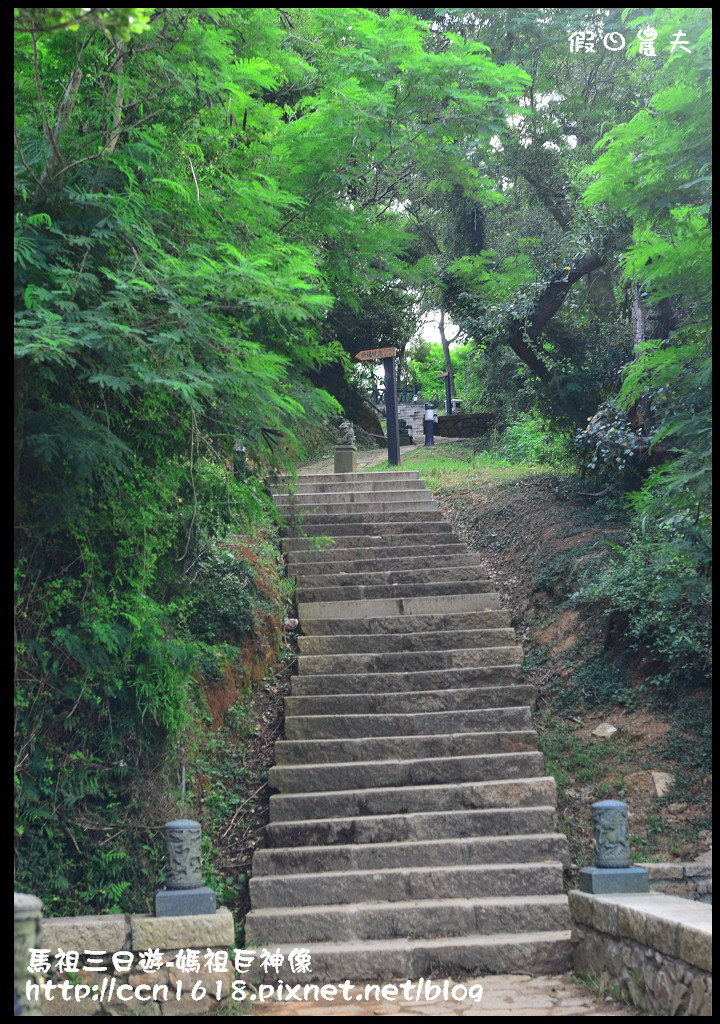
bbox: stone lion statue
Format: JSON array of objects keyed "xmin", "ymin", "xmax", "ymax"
[{"xmin": 338, "ymin": 419, "xmax": 356, "ymax": 447}]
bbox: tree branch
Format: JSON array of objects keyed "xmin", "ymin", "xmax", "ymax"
[{"xmin": 505, "ymin": 251, "xmax": 607, "ymax": 380}]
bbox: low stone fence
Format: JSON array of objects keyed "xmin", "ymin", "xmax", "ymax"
[
  {"xmin": 638, "ymin": 861, "xmax": 712, "ymax": 903},
  {"xmin": 435, "ymin": 412, "xmax": 495, "ymax": 437},
  {"xmin": 570, "ymin": 890, "xmax": 712, "ymax": 1016},
  {"xmin": 24, "ymin": 908, "xmax": 234, "ymax": 1016}
]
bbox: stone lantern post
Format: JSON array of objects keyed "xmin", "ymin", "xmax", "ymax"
[{"xmin": 155, "ymin": 819, "xmax": 217, "ymax": 916}]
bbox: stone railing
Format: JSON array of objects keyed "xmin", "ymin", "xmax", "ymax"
[
  {"xmin": 15, "ymin": 818, "xmax": 235, "ymax": 1016},
  {"xmin": 570, "ymin": 890, "xmax": 711, "ymax": 1016},
  {"xmin": 19, "ymin": 905, "xmax": 234, "ymax": 1016}
]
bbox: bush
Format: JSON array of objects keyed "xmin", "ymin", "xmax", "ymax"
[
  {"xmin": 497, "ymin": 413, "xmax": 574, "ymax": 469},
  {"xmin": 580, "ymin": 528, "xmax": 711, "ymax": 691}
]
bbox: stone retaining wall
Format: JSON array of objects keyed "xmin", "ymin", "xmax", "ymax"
[
  {"xmin": 28, "ymin": 909, "xmax": 234, "ymax": 1016},
  {"xmin": 639, "ymin": 861, "xmax": 712, "ymax": 903},
  {"xmin": 570, "ymin": 890, "xmax": 711, "ymax": 1016},
  {"xmin": 435, "ymin": 412, "xmax": 495, "ymax": 437}
]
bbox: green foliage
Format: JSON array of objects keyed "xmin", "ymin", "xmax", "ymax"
[
  {"xmin": 553, "ymin": 653, "xmax": 638, "ymax": 713},
  {"xmin": 14, "ymin": 7, "xmax": 154, "ymax": 39},
  {"xmin": 497, "ymin": 414, "xmax": 573, "ymax": 469},
  {"xmin": 13, "ymin": 3, "xmax": 713, "ymax": 914},
  {"xmin": 14, "ymin": 6, "xmax": 529, "ymax": 912},
  {"xmin": 579, "ymin": 526, "xmax": 711, "ymax": 692},
  {"xmin": 407, "ymin": 340, "xmax": 470, "ymax": 404},
  {"xmin": 578, "ymin": 8, "xmax": 712, "ymax": 692}
]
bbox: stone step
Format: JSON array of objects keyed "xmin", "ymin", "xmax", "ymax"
[
  {"xmin": 266, "ymin": 805, "xmax": 557, "ymax": 847},
  {"xmin": 286, "ymin": 685, "xmax": 533, "ymax": 720},
  {"xmin": 245, "ymin": 893, "xmax": 571, "ymax": 945},
  {"xmin": 275, "ymin": 729, "xmax": 537, "ymax": 764},
  {"xmin": 296, "ymin": 646, "xmax": 523, "ymax": 676},
  {"xmin": 274, "ymin": 471, "xmax": 420, "ymax": 485},
  {"xmin": 236, "ymin": 930, "xmax": 573, "ymax": 981},
  {"xmin": 299, "ymin": 593, "xmax": 504, "ymax": 621},
  {"xmin": 284, "ymin": 704, "xmax": 533, "ymax": 740},
  {"xmin": 298, "ymin": 629, "xmax": 517, "ymax": 655},
  {"xmin": 297, "ymin": 610, "xmax": 512, "ymax": 636},
  {"xmin": 287, "ymin": 546, "xmax": 470, "ymax": 567},
  {"xmin": 272, "ymin": 478, "xmax": 425, "ymax": 495},
  {"xmin": 281, "ymin": 509, "xmax": 443, "ymax": 529},
  {"xmin": 278, "ymin": 499, "xmax": 439, "ymax": 519},
  {"xmin": 282, "ymin": 522, "xmax": 454, "ymax": 546},
  {"xmin": 253, "ymin": 833, "xmax": 570, "ymax": 876},
  {"xmin": 296, "ymin": 580, "xmax": 499, "ymax": 604},
  {"xmin": 268, "ymin": 776, "xmax": 558, "ymax": 823},
  {"xmin": 249, "ymin": 860, "xmax": 565, "ymax": 908},
  {"xmin": 294, "ymin": 565, "xmax": 490, "ymax": 588},
  {"xmin": 274, "ymin": 487, "xmax": 429, "ymax": 507},
  {"xmin": 292, "ymin": 665, "xmax": 522, "ymax": 695},
  {"xmin": 249, "ymin": 467, "xmax": 568, "ymax": 981},
  {"xmin": 269, "ymin": 750, "xmax": 546, "ymax": 794}
]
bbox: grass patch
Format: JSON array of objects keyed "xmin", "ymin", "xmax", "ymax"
[
  {"xmin": 367, "ymin": 441, "xmax": 556, "ymax": 490},
  {"xmin": 537, "ymin": 716, "xmax": 621, "ymax": 790}
]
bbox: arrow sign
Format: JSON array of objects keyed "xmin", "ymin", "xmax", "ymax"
[{"xmin": 355, "ymin": 347, "xmax": 397, "ymax": 361}]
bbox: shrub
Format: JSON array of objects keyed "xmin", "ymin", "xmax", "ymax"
[
  {"xmin": 580, "ymin": 528, "xmax": 711, "ymax": 691},
  {"xmin": 497, "ymin": 413, "xmax": 574, "ymax": 469}
]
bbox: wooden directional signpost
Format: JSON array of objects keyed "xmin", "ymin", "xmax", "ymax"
[{"xmin": 355, "ymin": 347, "xmax": 400, "ymax": 466}]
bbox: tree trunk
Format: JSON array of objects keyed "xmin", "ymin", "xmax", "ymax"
[
  {"xmin": 438, "ymin": 307, "xmax": 456, "ymax": 398},
  {"xmin": 629, "ymin": 284, "xmax": 677, "ymax": 439}
]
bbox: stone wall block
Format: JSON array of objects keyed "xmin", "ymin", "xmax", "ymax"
[
  {"xmin": 646, "ymin": 915, "xmax": 679, "ymax": 957},
  {"xmin": 678, "ymin": 924, "xmax": 712, "ymax": 972},
  {"xmin": 591, "ymin": 899, "xmax": 618, "ymax": 934},
  {"xmin": 130, "ymin": 909, "xmax": 234, "ymax": 951},
  {"xmin": 41, "ymin": 914, "xmax": 131, "ymax": 954},
  {"xmin": 637, "ymin": 862, "xmax": 684, "ymax": 880},
  {"xmin": 568, "ymin": 890, "xmax": 594, "ymax": 926},
  {"xmin": 683, "ymin": 864, "xmax": 712, "ymax": 879},
  {"xmin": 617, "ymin": 904, "xmax": 647, "ymax": 945}
]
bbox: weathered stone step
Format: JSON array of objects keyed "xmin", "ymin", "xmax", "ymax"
[
  {"xmin": 272, "ymin": 478, "xmax": 425, "ymax": 495},
  {"xmin": 273, "ymin": 471, "xmax": 420, "ymax": 485},
  {"xmin": 274, "ymin": 487, "xmax": 428, "ymax": 506},
  {"xmin": 291, "ymin": 553, "xmax": 482, "ymax": 576},
  {"xmin": 275, "ymin": 729, "xmax": 537, "ymax": 765},
  {"xmin": 237, "ymin": 930, "xmax": 573, "ymax": 981},
  {"xmin": 299, "ymin": 593, "xmax": 504, "ymax": 621},
  {"xmin": 296, "ymin": 647, "xmax": 522, "ymax": 676},
  {"xmin": 279, "ymin": 499, "xmax": 439, "ymax": 520},
  {"xmin": 287, "ymin": 545, "xmax": 470, "ymax": 567},
  {"xmin": 269, "ymin": 750, "xmax": 545, "ymax": 794},
  {"xmin": 268, "ymin": 776, "xmax": 558, "ymax": 823},
  {"xmin": 249, "ymin": 860, "xmax": 565, "ymax": 908},
  {"xmin": 253, "ymin": 833, "xmax": 570, "ymax": 876},
  {"xmin": 298, "ymin": 629, "xmax": 516, "ymax": 655},
  {"xmin": 291, "ymin": 555, "xmax": 484, "ymax": 578},
  {"xmin": 266, "ymin": 805, "xmax": 557, "ymax": 847},
  {"xmin": 286, "ymin": 685, "xmax": 533, "ymax": 720},
  {"xmin": 282, "ymin": 526, "xmax": 454, "ymax": 549},
  {"xmin": 292, "ymin": 665, "xmax": 521, "ymax": 695},
  {"xmin": 245, "ymin": 893, "xmax": 571, "ymax": 945},
  {"xmin": 294, "ymin": 565, "xmax": 490, "ymax": 589},
  {"xmin": 282, "ymin": 509, "xmax": 442, "ymax": 530},
  {"xmin": 297, "ymin": 580, "xmax": 499, "ymax": 604},
  {"xmin": 284, "ymin": 704, "xmax": 533, "ymax": 740},
  {"xmin": 249, "ymin": 466, "xmax": 570, "ymax": 981},
  {"xmin": 298, "ymin": 610, "xmax": 512, "ymax": 636}
]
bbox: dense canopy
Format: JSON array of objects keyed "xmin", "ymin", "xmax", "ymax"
[{"xmin": 15, "ymin": 7, "xmax": 711, "ymax": 913}]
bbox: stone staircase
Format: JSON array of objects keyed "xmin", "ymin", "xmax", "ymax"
[{"xmin": 244, "ymin": 470, "xmax": 572, "ymax": 980}]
